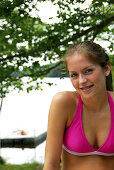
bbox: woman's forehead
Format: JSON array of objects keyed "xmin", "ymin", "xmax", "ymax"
[
  {"xmin": 66, "ymin": 52, "xmax": 98, "ymax": 71},
  {"xmin": 67, "ymin": 52, "xmax": 92, "ymax": 64}
]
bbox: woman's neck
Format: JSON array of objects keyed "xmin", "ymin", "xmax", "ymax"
[{"xmin": 82, "ymin": 91, "xmax": 109, "ymax": 112}]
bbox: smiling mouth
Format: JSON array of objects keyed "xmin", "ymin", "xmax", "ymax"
[{"xmin": 80, "ymin": 85, "xmax": 94, "ymax": 91}]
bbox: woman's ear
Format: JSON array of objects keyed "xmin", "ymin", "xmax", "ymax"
[{"xmin": 104, "ymin": 62, "xmax": 111, "ymax": 76}]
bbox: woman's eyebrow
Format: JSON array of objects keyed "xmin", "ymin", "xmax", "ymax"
[
  {"xmin": 69, "ymin": 65, "xmax": 94, "ymax": 73},
  {"xmin": 82, "ymin": 65, "xmax": 94, "ymax": 71}
]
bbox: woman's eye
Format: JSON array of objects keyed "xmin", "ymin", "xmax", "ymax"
[
  {"xmin": 70, "ymin": 73, "xmax": 78, "ymax": 78},
  {"xmin": 85, "ymin": 69, "xmax": 93, "ymax": 74}
]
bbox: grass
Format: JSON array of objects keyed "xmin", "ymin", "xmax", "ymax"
[{"xmin": 0, "ymin": 162, "xmax": 43, "ymax": 170}]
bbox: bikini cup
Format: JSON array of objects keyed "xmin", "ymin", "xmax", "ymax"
[{"xmin": 63, "ymin": 92, "xmax": 114, "ymax": 156}]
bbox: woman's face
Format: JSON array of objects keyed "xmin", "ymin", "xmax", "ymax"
[{"xmin": 67, "ymin": 52, "xmax": 109, "ymax": 99}]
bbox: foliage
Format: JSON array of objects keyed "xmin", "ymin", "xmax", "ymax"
[
  {"xmin": 0, "ymin": 162, "xmax": 43, "ymax": 170},
  {"xmin": 46, "ymin": 62, "xmax": 68, "ymax": 78},
  {"xmin": 0, "ymin": 0, "xmax": 114, "ymax": 97},
  {"xmin": 0, "ymin": 156, "xmax": 6, "ymax": 165}
]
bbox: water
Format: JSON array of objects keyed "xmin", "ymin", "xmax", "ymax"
[{"xmin": 0, "ymin": 78, "xmax": 75, "ymax": 164}]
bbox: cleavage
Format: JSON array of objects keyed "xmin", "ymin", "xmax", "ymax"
[{"xmin": 82, "ymin": 109, "xmax": 111, "ymax": 150}]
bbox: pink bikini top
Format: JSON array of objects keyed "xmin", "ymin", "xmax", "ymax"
[{"xmin": 63, "ymin": 92, "xmax": 114, "ymax": 156}]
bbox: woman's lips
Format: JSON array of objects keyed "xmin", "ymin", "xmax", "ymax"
[{"xmin": 80, "ymin": 85, "xmax": 94, "ymax": 91}]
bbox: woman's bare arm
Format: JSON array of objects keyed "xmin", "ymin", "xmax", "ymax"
[{"xmin": 43, "ymin": 92, "xmax": 73, "ymax": 170}]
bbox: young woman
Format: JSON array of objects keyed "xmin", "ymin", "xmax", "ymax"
[{"xmin": 43, "ymin": 41, "xmax": 114, "ymax": 170}]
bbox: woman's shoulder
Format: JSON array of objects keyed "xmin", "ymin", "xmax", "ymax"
[
  {"xmin": 108, "ymin": 91, "xmax": 114, "ymax": 101},
  {"xmin": 51, "ymin": 91, "xmax": 79, "ymax": 127},
  {"xmin": 52, "ymin": 91, "xmax": 79, "ymax": 106}
]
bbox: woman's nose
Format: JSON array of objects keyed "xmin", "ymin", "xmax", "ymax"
[{"xmin": 79, "ymin": 74, "xmax": 87, "ymax": 84}]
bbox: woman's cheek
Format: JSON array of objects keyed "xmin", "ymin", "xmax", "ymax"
[{"xmin": 71, "ymin": 79, "xmax": 78, "ymax": 89}]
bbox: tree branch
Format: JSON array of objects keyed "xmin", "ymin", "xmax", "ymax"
[
  {"xmin": 28, "ymin": 61, "xmax": 62, "ymax": 77},
  {"xmin": 0, "ymin": 16, "xmax": 113, "ymax": 63},
  {"xmin": 14, "ymin": 61, "xmax": 62, "ymax": 79},
  {"xmin": 62, "ymin": 15, "xmax": 114, "ymax": 44}
]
